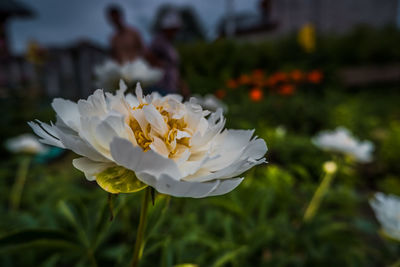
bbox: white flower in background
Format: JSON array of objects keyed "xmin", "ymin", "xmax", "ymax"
[
  {"xmin": 5, "ymin": 134, "xmax": 47, "ymax": 154},
  {"xmin": 29, "ymin": 81, "xmax": 267, "ymax": 198},
  {"xmin": 370, "ymin": 193, "xmax": 400, "ymax": 241},
  {"xmin": 192, "ymin": 94, "xmax": 228, "ymax": 113},
  {"xmin": 94, "ymin": 58, "xmax": 163, "ymax": 89},
  {"xmin": 312, "ymin": 127, "xmax": 374, "ymax": 163},
  {"xmin": 120, "ymin": 59, "xmax": 163, "ymax": 86},
  {"xmin": 94, "ymin": 60, "xmax": 121, "ymax": 88}
]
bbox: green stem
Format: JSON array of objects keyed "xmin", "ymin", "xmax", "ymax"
[
  {"xmin": 88, "ymin": 249, "xmax": 98, "ymax": 267},
  {"xmin": 9, "ymin": 156, "xmax": 31, "ymax": 210},
  {"xmin": 131, "ymin": 187, "xmax": 151, "ymax": 267},
  {"xmin": 303, "ymin": 171, "xmax": 335, "ymax": 222},
  {"xmin": 108, "ymin": 193, "xmax": 115, "ymax": 221}
]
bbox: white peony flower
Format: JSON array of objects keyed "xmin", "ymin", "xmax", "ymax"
[
  {"xmin": 5, "ymin": 133, "xmax": 47, "ymax": 154},
  {"xmin": 120, "ymin": 59, "xmax": 163, "ymax": 87},
  {"xmin": 29, "ymin": 81, "xmax": 267, "ymax": 198},
  {"xmin": 312, "ymin": 127, "xmax": 374, "ymax": 163},
  {"xmin": 94, "ymin": 58, "xmax": 163, "ymax": 89},
  {"xmin": 370, "ymin": 192, "xmax": 400, "ymax": 241},
  {"xmin": 192, "ymin": 94, "xmax": 228, "ymax": 113}
]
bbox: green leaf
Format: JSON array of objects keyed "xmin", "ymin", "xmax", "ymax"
[
  {"xmin": 212, "ymin": 246, "xmax": 248, "ymax": 267},
  {"xmin": 0, "ymin": 229, "xmax": 77, "ymax": 252},
  {"xmin": 95, "ymin": 166, "xmax": 147, "ymax": 194}
]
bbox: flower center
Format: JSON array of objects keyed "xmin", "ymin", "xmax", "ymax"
[{"xmin": 130, "ymin": 104, "xmax": 191, "ymax": 158}]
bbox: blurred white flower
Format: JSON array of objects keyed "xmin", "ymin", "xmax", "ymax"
[
  {"xmin": 312, "ymin": 127, "xmax": 374, "ymax": 163},
  {"xmin": 5, "ymin": 134, "xmax": 47, "ymax": 154},
  {"xmin": 94, "ymin": 59, "xmax": 163, "ymax": 89},
  {"xmin": 192, "ymin": 94, "xmax": 228, "ymax": 113},
  {"xmin": 94, "ymin": 60, "xmax": 121, "ymax": 89},
  {"xmin": 370, "ymin": 192, "xmax": 400, "ymax": 241},
  {"xmin": 120, "ymin": 59, "xmax": 163, "ymax": 86},
  {"xmin": 29, "ymin": 81, "xmax": 267, "ymax": 198}
]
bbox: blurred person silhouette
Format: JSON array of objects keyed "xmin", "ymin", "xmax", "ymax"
[
  {"xmin": 107, "ymin": 4, "xmax": 144, "ymax": 64},
  {"xmin": 149, "ymin": 9, "xmax": 189, "ymax": 97}
]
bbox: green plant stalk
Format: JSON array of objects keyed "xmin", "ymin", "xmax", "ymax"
[
  {"xmin": 9, "ymin": 156, "xmax": 31, "ymax": 210},
  {"xmin": 303, "ymin": 171, "xmax": 335, "ymax": 222},
  {"xmin": 131, "ymin": 187, "xmax": 151, "ymax": 267}
]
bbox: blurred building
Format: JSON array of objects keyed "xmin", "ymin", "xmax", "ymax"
[
  {"xmin": 1, "ymin": 41, "xmax": 108, "ymax": 99},
  {"xmin": 218, "ymin": 0, "xmax": 399, "ymax": 40},
  {"xmin": 43, "ymin": 41, "xmax": 108, "ymax": 98}
]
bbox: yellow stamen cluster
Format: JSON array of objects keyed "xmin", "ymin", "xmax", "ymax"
[
  {"xmin": 129, "ymin": 104, "xmax": 191, "ymax": 158},
  {"xmin": 130, "ymin": 119, "xmax": 153, "ymax": 152}
]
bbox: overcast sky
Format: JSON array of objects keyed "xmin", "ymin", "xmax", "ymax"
[{"xmin": 8, "ymin": 0, "xmax": 259, "ymax": 53}]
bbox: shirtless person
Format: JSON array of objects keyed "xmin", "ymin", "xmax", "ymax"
[{"xmin": 107, "ymin": 5, "xmax": 144, "ymax": 64}]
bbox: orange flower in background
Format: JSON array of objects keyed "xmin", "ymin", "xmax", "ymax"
[
  {"xmin": 273, "ymin": 72, "xmax": 288, "ymax": 83},
  {"xmin": 252, "ymin": 69, "xmax": 266, "ymax": 87},
  {"xmin": 266, "ymin": 72, "xmax": 287, "ymax": 87},
  {"xmin": 252, "ymin": 69, "xmax": 265, "ymax": 80},
  {"xmin": 308, "ymin": 70, "xmax": 323, "ymax": 84},
  {"xmin": 266, "ymin": 75, "xmax": 278, "ymax": 87},
  {"xmin": 290, "ymin": 70, "xmax": 303, "ymax": 82},
  {"xmin": 238, "ymin": 74, "xmax": 251, "ymax": 85},
  {"xmin": 226, "ymin": 79, "xmax": 238, "ymax": 89},
  {"xmin": 249, "ymin": 87, "xmax": 263, "ymax": 102},
  {"xmin": 278, "ymin": 84, "xmax": 296, "ymax": 96},
  {"xmin": 215, "ymin": 89, "xmax": 227, "ymax": 99}
]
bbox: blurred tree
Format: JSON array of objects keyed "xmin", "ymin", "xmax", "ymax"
[
  {"xmin": 0, "ymin": 0, "xmax": 33, "ymax": 59},
  {"xmin": 152, "ymin": 5, "xmax": 205, "ymax": 42}
]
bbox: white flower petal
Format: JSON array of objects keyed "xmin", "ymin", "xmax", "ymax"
[
  {"xmin": 56, "ymin": 129, "xmax": 109, "ymax": 162},
  {"xmin": 125, "ymin": 93, "xmax": 140, "ymax": 108},
  {"xmin": 51, "ymin": 98, "xmax": 80, "ymax": 132},
  {"xmin": 78, "ymin": 89, "xmax": 108, "ymax": 118},
  {"xmin": 135, "ymin": 83, "xmax": 144, "ymax": 104},
  {"xmin": 150, "ymin": 137, "xmax": 170, "ymax": 158},
  {"xmin": 142, "ymin": 105, "xmax": 169, "ymax": 135},
  {"xmin": 72, "ymin": 157, "xmax": 114, "ymax": 181},
  {"xmin": 137, "ymin": 172, "xmax": 243, "ymax": 198},
  {"xmin": 118, "ymin": 79, "xmax": 127, "ymax": 93},
  {"xmin": 186, "ymin": 138, "xmax": 267, "ymax": 182},
  {"xmin": 203, "ymin": 129, "xmax": 255, "ymax": 171},
  {"xmin": 28, "ymin": 121, "xmax": 64, "ymax": 148},
  {"xmin": 95, "ymin": 115, "xmax": 134, "ymax": 147},
  {"xmin": 137, "ymin": 172, "xmax": 219, "ymax": 198},
  {"xmin": 191, "ymin": 110, "xmax": 225, "ymax": 149},
  {"xmin": 176, "ymin": 130, "xmax": 191, "ymax": 139},
  {"xmin": 110, "ymin": 137, "xmax": 181, "ymax": 180},
  {"xmin": 206, "ymin": 177, "xmax": 244, "ymax": 197}
]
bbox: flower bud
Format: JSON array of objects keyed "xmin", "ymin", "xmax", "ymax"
[{"xmin": 323, "ymin": 161, "xmax": 337, "ymax": 174}]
